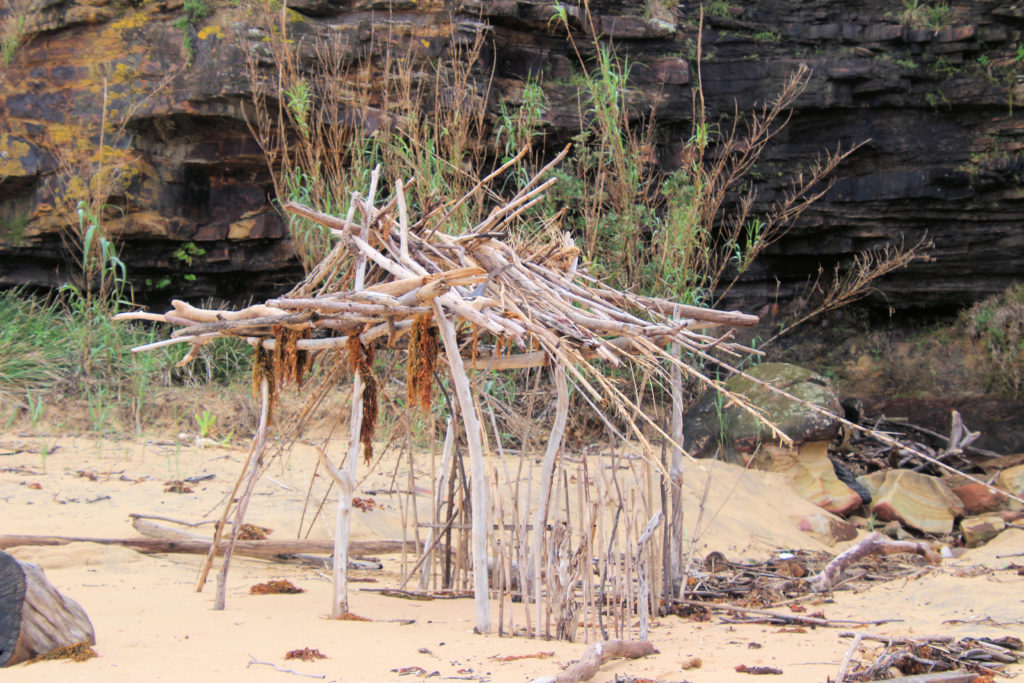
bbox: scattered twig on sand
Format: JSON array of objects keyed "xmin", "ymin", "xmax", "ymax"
[
  {"xmin": 530, "ymin": 640, "xmax": 658, "ymax": 683},
  {"xmin": 670, "ymin": 598, "xmax": 899, "ymax": 628},
  {"xmin": 836, "ymin": 633, "xmax": 864, "ymax": 683},
  {"xmin": 836, "ymin": 631, "xmax": 1021, "ymax": 680},
  {"xmin": 809, "ymin": 532, "xmax": 940, "ymax": 593},
  {"xmin": 246, "ymin": 654, "xmax": 326, "ymax": 678}
]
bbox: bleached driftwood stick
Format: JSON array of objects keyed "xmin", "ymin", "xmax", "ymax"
[
  {"xmin": 530, "ymin": 640, "xmax": 658, "ymax": 683},
  {"xmin": 836, "ymin": 632, "xmax": 864, "ymax": 683},
  {"xmin": 328, "ymin": 165, "xmax": 380, "ymax": 619},
  {"xmin": 214, "ymin": 374, "xmax": 270, "ymax": 610},
  {"xmin": 433, "ymin": 298, "xmax": 491, "ymax": 634},
  {"xmin": 416, "ymin": 417, "xmax": 455, "ymax": 591},
  {"xmin": 531, "ymin": 362, "xmax": 569, "ymax": 638},
  {"xmin": 809, "ymin": 532, "xmax": 941, "ymax": 593},
  {"xmin": 635, "ymin": 511, "xmax": 663, "ymax": 641},
  {"xmin": 668, "ymin": 322, "xmax": 685, "ymax": 595}
]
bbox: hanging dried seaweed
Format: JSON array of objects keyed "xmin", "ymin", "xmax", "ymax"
[
  {"xmin": 347, "ymin": 335, "xmax": 379, "ymax": 463},
  {"xmin": 273, "ymin": 325, "xmax": 312, "ymax": 388},
  {"xmin": 406, "ymin": 313, "xmax": 438, "ymax": 412}
]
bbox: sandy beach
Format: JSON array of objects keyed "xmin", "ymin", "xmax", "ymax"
[{"xmin": 2, "ymin": 430, "xmax": 1022, "ymax": 682}]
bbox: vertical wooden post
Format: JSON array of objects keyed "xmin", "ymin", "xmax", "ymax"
[
  {"xmin": 432, "ymin": 300, "xmax": 491, "ymax": 634},
  {"xmin": 331, "ymin": 165, "xmax": 379, "ymax": 619},
  {"xmin": 333, "ymin": 373, "xmax": 363, "ymax": 618},
  {"xmin": 530, "ymin": 362, "xmax": 569, "ymax": 638},
  {"xmin": 635, "ymin": 511, "xmax": 662, "ymax": 642},
  {"xmin": 668, "ymin": 332, "xmax": 685, "ymax": 597}
]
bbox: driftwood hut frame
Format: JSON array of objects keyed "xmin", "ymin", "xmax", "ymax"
[{"xmin": 116, "ymin": 147, "xmax": 768, "ymax": 634}]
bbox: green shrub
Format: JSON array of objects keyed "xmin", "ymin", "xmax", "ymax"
[{"xmin": 962, "ymin": 284, "xmax": 1024, "ymax": 398}]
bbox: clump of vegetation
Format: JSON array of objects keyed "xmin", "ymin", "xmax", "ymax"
[
  {"xmin": 899, "ymin": 0, "xmax": 952, "ymax": 32},
  {"xmin": 962, "ymin": 284, "xmax": 1024, "ymax": 399},
  {"xmin": 704, "ymin": 0, "xmax": 732, "ymax": 19},
  {"xmin": 1, "ymin": 9, "xmax": 27, "ymax": 67},
  {"xmin": 250, "ymin": 0, "xmax": 927, "ymax": 331},
  {"xmin": 0, "ymin": 70, "xmax": 247, "ymax": 434},
  {"xmin": 174, "ymin": 0, "xmax": 213, "ymax": 65}
]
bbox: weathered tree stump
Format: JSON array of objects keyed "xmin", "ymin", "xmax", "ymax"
[{"xmin": 0, "ymin": 551, "xmax": 95, "ymax": 667}]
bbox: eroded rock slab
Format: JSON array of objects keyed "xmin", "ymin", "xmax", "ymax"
[{"xmin": 859, "ymin": 470, "xmax": 966, "ymax": 535}]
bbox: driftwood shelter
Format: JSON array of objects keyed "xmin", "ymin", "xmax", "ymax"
[{"xmin": 116, "ymin": 146, "xmax": 764, "ymax": 635}]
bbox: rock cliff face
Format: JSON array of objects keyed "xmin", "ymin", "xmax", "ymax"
[{"xmin": 1, "ymin": 0, "xmax": 1022, "ymax": 309}]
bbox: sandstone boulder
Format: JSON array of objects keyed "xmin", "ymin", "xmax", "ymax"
[
  {"xmin": 952, "ymin": 482, "xmax": 1007, "ymax": 515},
  {"xmin": 960, "ymin": 514, "xmax": 1006, "ymax": 548},
  {"xmin": 859, "ymin": 470, "xmax": 966, "ymax": 535},
  {"xmin": 684, "ymin": 363, "xmax": 861, "ymax": 515},
  {"xmin": 996, "ymin": 464, "xmax": 1024, "ymax": 507}
]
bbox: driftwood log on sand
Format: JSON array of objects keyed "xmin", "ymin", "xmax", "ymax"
[
  {"xmin": 530, "ymin": 640, "xmax": 658, "ymax": 683},
  {"xmin": 0, "ymin": 550, "xmax": 95, "ymax": 667},
  {"xmin": 0, "ymin": 533, "xmax": 414, "ymax": 560}
]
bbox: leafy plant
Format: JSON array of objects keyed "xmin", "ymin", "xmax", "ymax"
[
  {"xmin": 194, "ymin": 409, "xmax": 217, "ymax": 438},
  {"xmin": 926, "ymin": 3, "xmax": 952, "ymax": 31},
  {"xmin": 931, "ymin": 56, "xmax": 960, "ymax": 79},
  {"xmin": 86, "ymin": 385, "xmax": 114, "ymax": 433},
  {"xmin": 283, "ymin": 80, "xmax": 312, "ymax": 139},
  {"xmin": 26, "ymin": 392, "xmax": 45, "ymax": 430},
  {"xmin": 147, "ymin": 241, "xmax": 206, "ymax": 290}
]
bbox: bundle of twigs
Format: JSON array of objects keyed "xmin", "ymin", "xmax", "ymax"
[{"xmin": 116, "ymin": 145, "xmax": 762, "ymax": 444}]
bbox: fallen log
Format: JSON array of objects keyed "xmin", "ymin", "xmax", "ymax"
[
  {"xmin": 0, "ymin": 534, "xmax": 415, "ymax": 560},
  {"xmin": 1, "ymin": 550, "xmax": 95, "ymax": 667},
  {"xmin": 530, "ymin": 640, "xmax": 658, "ymax": 683}
]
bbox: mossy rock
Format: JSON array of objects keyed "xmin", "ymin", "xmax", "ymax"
[{"xmin": 684, "ymin": 362, "xmax": 843, "ymax": 465}]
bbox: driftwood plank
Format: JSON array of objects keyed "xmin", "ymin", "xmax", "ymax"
[{"xmin": 0, "ymin": 534, "xmax": 415, "ymax": 559}]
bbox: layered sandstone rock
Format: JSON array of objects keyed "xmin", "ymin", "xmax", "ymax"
[{"xmin": 1, "ymin": 0, "xmax": 1022, "ymax": 307}]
